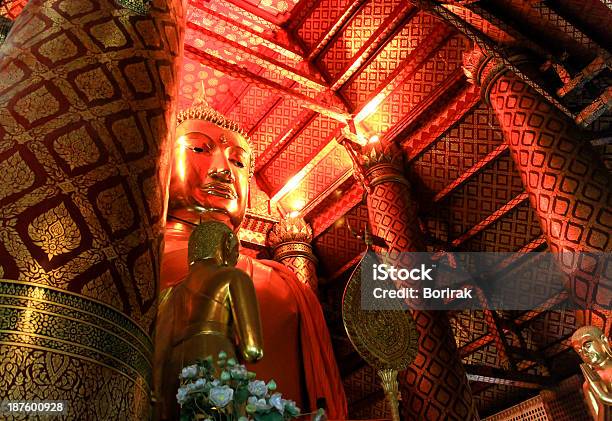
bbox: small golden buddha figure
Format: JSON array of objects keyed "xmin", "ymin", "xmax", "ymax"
[{"xmin": 571, "ymin": 326, "xmax": 612, "ymax": 420}]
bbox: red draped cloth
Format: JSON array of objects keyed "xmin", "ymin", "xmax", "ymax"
[{"xmin": 160, "ymin": 227, "xmax": 347, "ymax": 419}]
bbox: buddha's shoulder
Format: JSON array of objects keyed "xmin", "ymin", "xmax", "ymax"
[{"xmin": 237, "ymin": 254, "xmax": 289, "ymax": 279}]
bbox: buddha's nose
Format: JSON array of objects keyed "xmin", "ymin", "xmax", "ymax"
[
  {"xmin": 207, "ymin": 152, "xmax": 234, "ymax": 183},
  {"xmin": 208, "ymin": 167, "xmax": 234, "ymax": 183}
]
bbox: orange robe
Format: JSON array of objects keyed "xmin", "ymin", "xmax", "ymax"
[{"xmin": 160, "ymin": 233, "xmax": 348, "ymax": 419}]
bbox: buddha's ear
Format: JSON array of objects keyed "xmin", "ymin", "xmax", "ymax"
[{"xmin": 247, "ymin": 183, "xmax": 251, "ymax": 209}]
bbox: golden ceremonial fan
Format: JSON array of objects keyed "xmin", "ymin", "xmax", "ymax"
[{"xmin": 342, "ymin": 228, "xmax": 419, "ymax": 421}]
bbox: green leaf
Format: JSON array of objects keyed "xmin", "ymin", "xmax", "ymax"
[
  {"xmin": 235, "ymin": 387, "xmax": 249, "ymax": 404},
  {"xmin": 254, "ymin": 412, "xmax": 283, "ymax": 421}
]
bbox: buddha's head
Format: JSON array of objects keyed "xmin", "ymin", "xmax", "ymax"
[
  {"xmin": 174, "ymin": 100, "xmax": 254, "ymax": 232},
  {"xmin": 571, "ymin": 326, "xmax": 612, "ymax": 367}
]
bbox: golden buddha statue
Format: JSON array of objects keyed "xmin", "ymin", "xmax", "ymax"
[
  {"xmin": 571, "ymin": 326, "xmax": 612, "ymax": 420},
  {"xmin": 153, "ymin": 103, "xmax": 265, "ymax": 419},
  {"xmin": 154, "ymin": 98, "xmax": 348, "ymax": 419}
]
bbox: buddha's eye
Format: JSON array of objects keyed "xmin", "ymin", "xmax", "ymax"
[
  {"xmin": 189, "ymin": 143, "xmax": 213, "ymax": 154},
  {"xmin": 231, "ymin": 159, "xmax": 245, "ymax": 168}
]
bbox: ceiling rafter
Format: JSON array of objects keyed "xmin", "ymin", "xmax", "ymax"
[
  {"xmin": 189, "ymin": 0, "xmax": 305, "ymax": 61},
  {"xmin": 285, "ymin": 0, "xmax": 321, "ymax": 30},
  {"xmin": 330, "ymin": 1, "xmax": 417, "ymax": 91},
  {"xmin": 306, "ymin": 0, "xmax": 370, "ymax": 62},
  {"xmin": 386, "ymin": 67, "xmax": 466, "ymax": 146},
  {"xmin": 450, "ymin": 192, "xmax": 529, "ymax": 249},
  {"xmin": 464, "ymin": 364, "xmax": 554, "ymax": 389},
  {"xmin": 255, "ymin": 110, "xmax": 319, "ymax": 172},
  {"xmin": 263, "ymin": 22, "xmax": 460, "ymax": 222},
  {"xmin": 404, "ymin": 84, "xmax": 481, "ymax": 159},
  {"xmin": 305, "ymin": 80, "xmax": 480, "ymax": 241},
  {"xmin": 433, "ymin": 143, "xmax": 509, "ymax": 203},
  {"xmin": 185, "ymin": 45, "xmax": 351, "ymax": 121},
  {"xmin": 459, "ymin": 289, "xmax": 569, "ymax": 358},
  {"xmin": 186, "ymin": 21, "xmax": 329, "ymax": 92},
  {"xmin": 223, "ymin": 0, "xmax": 289, "ymax": 26},
  {"xmin": 352, "ymin": 21, "xmax": 455, "ymax": 121}
]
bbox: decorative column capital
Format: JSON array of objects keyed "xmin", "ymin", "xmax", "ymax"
[
  {"xmin": 267, "ymin": 214, "xmax": 316, "ymax": 263},
  {"xmin": 342, "ymin": 138, "xmax": 410, "ymax": 189},
  {"xmin": 462, "ymin": 45, "xmax": 529, "ymax": 103}
]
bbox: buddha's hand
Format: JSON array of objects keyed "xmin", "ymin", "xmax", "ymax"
[{"xmin": 187, "ymin": 220, "xmax": 239, "ymax": 267}]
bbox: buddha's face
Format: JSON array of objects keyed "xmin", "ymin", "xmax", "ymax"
[
  {"xmin": 177, "ymin": 120, "xmax": 251, "ymax": 232},
  {"xmin": 574, "ymin": 333, "xmax": 611, "ymax": 366}
]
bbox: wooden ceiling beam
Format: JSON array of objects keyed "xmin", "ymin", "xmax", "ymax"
[
  {"xmin": 185, "ymin": 45, "xmax": 351, "ymax": 122},
  {"xmin": 331, "ymin": 1, "xmax": 417, "ymax": 91},
  {"xmin": 189, "ymin": 0, "xmax": 305, "ymax": 61},
  {"xmin": 353, "ymin": 21, "xmax": 455, "ymax": 122},
  {"xmin": 306, "ymin": 0, "xmax": 369, "ymax": 62},
  {"xmin": 186, "ymin": 21, "xmax": 328, "ymax": 92},
  {"xmin": 459, "ymin": 289, "xmax": 569, "ymax": 358},
  {"xmin": 464, "ymin": 364, "xmax": 554, "ymax": 389},
  {"xmin": 450, "ymin": 192, "xmax": 529, "ymax": 248},
  {"xmin": 224, "ymin": 0, "xmax": 288, "ymax": 26}
]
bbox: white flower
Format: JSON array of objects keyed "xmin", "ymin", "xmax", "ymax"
[
  {"xmin": 255, "ymin": 398, "xmax": 271, "ymax": 411},
  {"xmin": 180, "ymin": 365, "xmax": 198, "ymax": 379},
  {"xmin": 270, "ymin": 393, "xmax": 284, "ymax": 413},
  {"xmin": 248, "ymin": 380, "xmax": 268, "ymax": 398},
  {"xmin": 209, "ymin": 385, "xmax": 234, "ymax": 408},
  {"xmin": 176, "ymin": 387, "xmax": 189, "ymax": 406},
  {"xmin": 247, "ymin": 396, "xmax": 271, "ymax": 411}
]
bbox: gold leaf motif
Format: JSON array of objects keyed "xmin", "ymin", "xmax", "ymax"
[
  {"xmin": 0, "ymin": 61, "xmax": 25, "ymax": 94},
  {"xmin": 111, "ymin": 116, "xmax": 145, "ymax": 155},
  {"xmin": 13, "ymin": 85, "xmax": 60, "ymax": 124},
  {"xmin": 123, "ymin": 62, "xmax": 153, "ymax": 94},
  {"xmin": 37, "ymin": 33, "xmax": 78, "ymax": 64},
  {"xmin": 89, "ymin": 20, "xmax": 127, "ymax": 49},
  {"xmin": 133, "ymin": 252, "xmax": 154, "ymax": 302},
  {"xmin": 96, "ymin": 184, "xmax": 134, "ymax": 234},
  {"xmin": 74, "ymin": 67, "xmax": 116, "ymax": 103},
  {"xmin": 142, "ymin": 176, "xmax": 161, "ymax": 221},
  {"xmin": 28, "ymin": 203, "xmax": 82, "ymax": 260},
  {"xmin": 0, "ymin": 152, "xmax": 35, "ymax": 202},
  {"xmin": 53, "ymin": 126, "xmax": 100, "ymax": 170},
  {"xmin": 81, "ymin": 270, "xmax": 122, "ymax": 310}
]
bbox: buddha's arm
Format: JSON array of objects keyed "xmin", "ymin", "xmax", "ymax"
[
  {"xmin": 229, "ymin": 270, "xmax": 264, "ymax": 362},
  {"xmin": 583, "ymin": 364, "xmax": 612, "ymax": 405}
]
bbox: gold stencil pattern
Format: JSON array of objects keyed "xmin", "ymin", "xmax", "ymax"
[
  {"xmin": 0, "ymin": 0, "xmax": 182, "ymax": 415},
  {"xmin": 0, "ymin": 280, "xmax": 152, "ymax": 418},
  {"xmin": 53, "ymin": 126, "xmax": 101, "ymax": 170},
  {"xmin": 0, "ymin": 152, "xmax": 35, "ymax": 202},
  {"xmin": 81, "ymin": 269, "xmax": 123, "ymax": 309},
  {"xmin": 12, "ymin": 85, "xmax": 60, "ymax": 125},
  {"xmin": 96, "ymin": 184, "xmax": 135, "ymax": 234},
  {"xmin": 28, "ymin": 203, "xmax": 82, "ymax": 260}
]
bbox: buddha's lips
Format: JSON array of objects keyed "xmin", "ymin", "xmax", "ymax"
[{"xmin": 199, "ymin": 183, "xmax": 237, "ymax": 200}]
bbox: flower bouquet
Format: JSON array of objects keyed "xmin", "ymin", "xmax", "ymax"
[{"xmin": 177, "ymin": 351, "xmax": 321, "ymax": 421}]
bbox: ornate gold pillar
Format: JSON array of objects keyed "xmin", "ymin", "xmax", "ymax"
[
  {"xmin": 0, "ymin": 0, "xmax": 184, "ymax": 418},
  {"xmin": 344, "ymin": 139, "xmax": 479, "ymax": 420},
  {"xmin": 463, "ymin": 47, "xmax": 611, "ymax": 317},
  {"xmin": 267, "ymin": 214, "xmax": 319, "ymax": 290}
]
